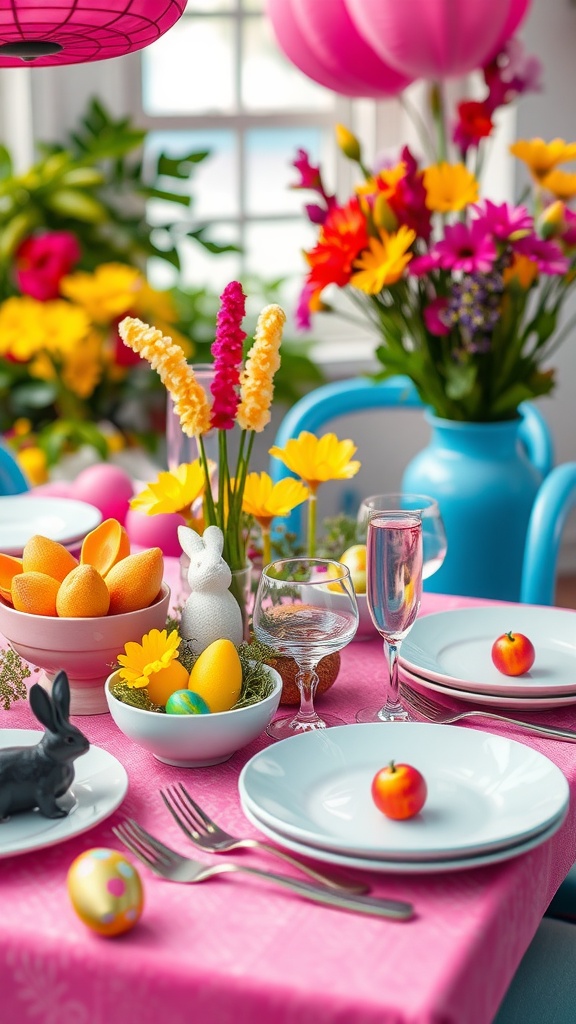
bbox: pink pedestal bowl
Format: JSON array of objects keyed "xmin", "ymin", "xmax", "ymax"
[{"xmin": 0, "ymin": 584, "xmax": 170, "ymax": 716}]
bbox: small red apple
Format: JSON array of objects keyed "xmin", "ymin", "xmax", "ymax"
[{"xmin": 491, "ymin": 631, "xmax": 536, "ymax": 676}]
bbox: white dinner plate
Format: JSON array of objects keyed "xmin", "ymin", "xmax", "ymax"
[
  {"xmin": 399, "ymin": 663, "xmax": 576, "ymax": 710},
  {"xmin": 240, "ymin": 795, "xmax": 567, "ymax": 875},
  {"xmin": 0, "ymin": 496, "xmax": 102, "ymax": 555},
  {"xmin": 400, "ymin": 606, "xmax": 576, "ymax": 697},
  {"xmin": 238, "ymin": 723, "xmax": 569, "ymax": 861},
  {"xmin": 0, "ymin": 730, "xmax": 128, "ymax": 858}
]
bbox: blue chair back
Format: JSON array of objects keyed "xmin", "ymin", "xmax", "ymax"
[
  {"xmin": 521, "ymin": 462, "xmax": 576, "ymax": 605},
  {"xmin": 0, "ymin": 441, "xmax": 29, "ymax": 496}
]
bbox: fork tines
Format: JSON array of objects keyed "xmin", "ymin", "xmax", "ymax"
[{"xmin": 161, "ymin": 783, "xmax": 215, "ymax": 838}]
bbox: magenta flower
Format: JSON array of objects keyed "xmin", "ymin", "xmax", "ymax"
[
  {"xmin": 291, "ymin": 149, "xmax": 336, "ymax": 226},
  {"xmin": 210, "ymin": 281, "xmax": 247, "ymax": 430},
  {"xmin": 561, "ymin": 208, "xmax": 576, "ymax": 249},
  {"xmin": 515, "ymin": 237, "xmax": 569, "ymax": 276},
  {"xmin": 471, "ymin": 200, "xmax": 533, "ymax": 242},
  {"xmin": 434, "ymin": 222, "xmax": 497, "ymax": 274},
  {"xmin": 484, "ymin": 39, "xmax": 543, "ymax": 112},
  {"xmin": 15, "ymin": 231, "xmax": 81, "ymax": 300},
  {"xmin": 424, "ymin": 298, "xmax": 450, "ymax": 336},
  {"xmin": 408, "ymin": 251, "xmax": 442, "ymax": 277}
]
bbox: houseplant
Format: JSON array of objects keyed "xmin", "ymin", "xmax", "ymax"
[{"xmin": 291, "ymin": 39, "xmax": 576, "ymax": 600}]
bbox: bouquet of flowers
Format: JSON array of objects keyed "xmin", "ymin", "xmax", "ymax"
[{"xmin": 293, "ymin": 41, "xmax": 576, "ymax": 422}]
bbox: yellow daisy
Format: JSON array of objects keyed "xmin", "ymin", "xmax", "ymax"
[
  {"xmin": 540, "ymin": 169, "xmax": 576, "ymax": 202},
  {"xmin": 510, "ymin": 138, "xmax": 576, "ymax": 182},
  {"xmin": 130, "ymin": 461, "xmax": 207, "ymax": 519},
  {"xmin": 350, "ymin": 225, "xmax": 416, "ymax": 293},
  {"xmin": 60, "ymin": 263, "xmax": 142, "ymax": 325},
  {"xmin": 117, "ymin": 628, "xmax": 182, "ymax": 689},
  {"xmin": 269, "ymin": 431, "xmax": 361, "ymax": 496},
  {"xmin": 423, "ymin": 163, "xmax": 480, "ymax": 213}
]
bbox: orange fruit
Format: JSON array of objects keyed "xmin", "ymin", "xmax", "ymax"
[
  {"xmin": 0, "ymin": 553, "xmax": 23, "ymax": 604},
  {"xmin": 56, "ymin": 565, "xmax": 111, "ymax": 618},
  {"xmin": 22, "ymin": 534, "xmax": 78, "ymax": 583},
  {"xmin": 146, "ymin": 660, "xmax": 190, "ymax": 707},
  {"xmin": 12, "ymin": 571, "xmax": 60, "ymax": 616},
  {"xmin": 81, "ymin": 518, "xmax": 131, "ymax": 577},
  {"xmin": 105, "ymin": 548, "xmax": 164, "ymax": 615}
]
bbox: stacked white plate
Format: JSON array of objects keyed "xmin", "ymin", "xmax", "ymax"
[
  {"xmin": 399, "ymin": 605, "xmax": 576, "ymax": 710},
  {"xmin": 0, "ymin": 495, "xmax": 102, "ymax": 556},
  {"xmin": 238, "ymin": 723, "xmax": 569, "ymax": 874}
]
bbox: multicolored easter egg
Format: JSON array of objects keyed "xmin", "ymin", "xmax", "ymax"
[
  {"xmin": 165, "ymin": 689, "xmax": 210, "ymax": 715},
  {"xmin": 67, "ymin": 848, "xmax": 143, "ymax": 936}
]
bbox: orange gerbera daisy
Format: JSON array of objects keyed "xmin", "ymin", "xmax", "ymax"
[{"xmin": 305, "ymin": 198, "xmax": 369, "ymax": 293}]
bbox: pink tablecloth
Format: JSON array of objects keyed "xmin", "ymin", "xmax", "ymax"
[{"xmin": 1, "ymin": 566, "xmax": 576, "ymax": 1024}]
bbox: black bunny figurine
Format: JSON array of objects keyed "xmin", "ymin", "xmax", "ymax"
[{"xmin": 0, "ymin": 670, "xmax": 90, "ymax": 819}]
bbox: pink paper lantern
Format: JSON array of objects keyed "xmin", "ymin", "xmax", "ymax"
[
  {"xmin": 344, "ymin": 0, "xmax": 519, "ymax": 80},
  {"xmin": 266, "ymin": 0, "xmax": 406, "ymax": 98},
  {"xmin": 491, "ymin": 0, "xmax": 532, "ymax": 57},
  {"xmin": 0, "ymin": 0, "xmax": 185, "ymax": 68},
  {"xmin": 290, "ymin": 0, "xmax": 412, "ymax": 97}
]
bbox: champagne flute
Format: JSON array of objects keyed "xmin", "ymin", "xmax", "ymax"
[
  {"xmin": 357, "ymin": 493, "xmax": 447, "ymax": 582},
  {"xmin": 356, "ymin": 512, "xmax": 423, "ymax": 724},
  {"xmin": 253, "ymin": 558, "xmax": 359, "ymax": 741}
]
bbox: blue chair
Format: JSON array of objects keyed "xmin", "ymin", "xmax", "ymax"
[
  {"xmin": 521, "ymin": 463, "xmax": 576, "ymax": 606},
  {"xmin": 0, "ymin": 441, "xmax": 29, "ymax": 495},
  {"xmin": 269, "ymin": 375, "xmax": 554, "ymax": 594},
  {"xmin": 494, "ymin": 917, "xmax": 576, "ymax": 1023}
]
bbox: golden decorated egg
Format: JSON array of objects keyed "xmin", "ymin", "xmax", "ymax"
[
  {"xmin": 188, "ymin": 638, "xmax": 242, "ymax": 712},
  {"xmin": 67, "ymin": 848, "xmax": 144, "ymax": 936}
]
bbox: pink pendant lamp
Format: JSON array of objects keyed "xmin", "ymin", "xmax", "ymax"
[
  {"xmin": 0, "ymin": 0, "xmax": 186, "ymax": 68},
  {"xmin": 344, "ymin": 0, "xmax": 532, "ymax": 79},
  {"xmin": 266, "ymin": 0, "xmax": 409, "ymax": 98}
]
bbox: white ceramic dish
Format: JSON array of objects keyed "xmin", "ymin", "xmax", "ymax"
[
  {"xmin": 0, "ymin": 730, "xmax": 128, "ymax": 858},
  {"xmin": 240, "ymin": 796, "xmax": 566, "ymax": 875},
  {"xmin": 238, "ymin": 722, "xmax": 569, "ymax": 861},
  {"xmin": 105, "ymin": 663, "xmax": 283, "ymax": 768},
  {"xmin": 0, "ymin": 495, "xmax": 102, "ymax": 555},
  {"xmin": 399, "ymin": 663, "xmax": 576, "ymax": 710},
  {"xmin": 401, "ymin": 606, "xmax": 576, "ymax": 697}
]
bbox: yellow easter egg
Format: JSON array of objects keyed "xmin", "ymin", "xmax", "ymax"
[
  {"xmin": 67, "ymin": 848, "xmax": 143, "ymax": 937},
  {"xmin": 146, "ymin": 659, "xmax": 190, "ymax": 707},
  {"xmin": 188, "ymin": 638, "xmax": 242, "ymax": 713}
]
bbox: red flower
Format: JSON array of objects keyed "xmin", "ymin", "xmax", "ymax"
[
  {"xmin": 210, "ymin": 281, "xmax": 247, "ymax": 430},
  {"xmin": 15, "ymin": 231, "xmax": 81, "ymax": 300},
  {"xmin": 453, "ymin": 101, "xmax": 494, "ymax": 157},
  {"xmin": 305, "ymin": 198, "xmax": 369, "ymax": 293}
]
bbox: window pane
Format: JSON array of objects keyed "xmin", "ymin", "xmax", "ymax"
[
  {"xmin": 245, "ymin": 127, "xmax": 332, "ymax": 216},
  {"xmin": 185, "ymin": 0, "xmax": 235, "ymax": 10},
  {"xmin": 245, "ymin": 219, "xmax": 317, "ymax": 302},
  {"xmin": 146, "ymin": 130, "xmax": 238, "ymax": 221},
  {"xmin": 181, "ymin": 224, "xmax": 242, "ymax": 293},
  {"xmin": 242, "ymin": 16, "xmax": 333, "ymax": 111},
  {"xmin": 143, "ymin": 18, "xmax": 235, "ymax": 114}
]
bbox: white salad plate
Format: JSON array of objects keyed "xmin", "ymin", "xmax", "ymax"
[
  {"xmin": 0, "ymin": 495, "xmax": 102, "ymax": 555},
  {"xmin": 400, "ymin": 606, "xmax": 576, "ymax": 697},
  {"xmin": 237, "ymin": 723, "xmax": 569, "ymax": 862},
  {"xmin": 240, "ymin": 793, "xmax": 566, "ymax": 875},
  {"xmin": 0, "ymin": 730, "xmax": 128, "ymax": 858},
  {"xmin": 399, "ymin": 663, "xmax": 576, "ymax": 711}
]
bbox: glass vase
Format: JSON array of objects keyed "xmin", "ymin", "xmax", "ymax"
[{"xmin": 166, "ymin": 363, "xmax": 217, "ymax": 471}]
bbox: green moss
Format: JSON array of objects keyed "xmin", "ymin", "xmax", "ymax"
[{"xmin": 0, "ymin": 649, "xmax": 31, "ymax": 710}]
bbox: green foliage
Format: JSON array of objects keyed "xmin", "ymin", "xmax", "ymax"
[{"xmin": 0, "ymin": 649, "xmax": 31, "ymax": 710}]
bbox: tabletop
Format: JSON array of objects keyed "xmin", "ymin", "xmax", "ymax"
[{"xmin": 1, "ymin": 564, "xmax": 575, "ymax": 1024}]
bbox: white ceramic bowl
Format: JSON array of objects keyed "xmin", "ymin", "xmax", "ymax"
[
  {"xmin": 105, "ymin": 663, "xmax": 283, "ymax": 768},
  {"xmin": 0, "ymin": 584, "xmax": 171, "ymax": 716}
]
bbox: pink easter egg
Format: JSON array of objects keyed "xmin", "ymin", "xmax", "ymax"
[
  {"xmin": 70, "ymin": 464, "xmax": 135, "ymax": 524},
  {"xmin": 125, "ymin": 507, "xmax": 185, "ymax": 557},
  {"xmin": 26, "ymin": 482, "xmax": 75, "ymax": 498}
]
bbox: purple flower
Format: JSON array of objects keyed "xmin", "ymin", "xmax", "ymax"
[
  {"xmin": 210, "ymin": 281, "xmax": 247, "ymax": 430},
  {"xmin": 291, "ymin": 149, "xmax": 336, "ymax": 226},
  {"xmin": 434, "ymin": 222, "xmax": 497, "ymax": 274},
  {"xmin": 471, "ymin": 200, "xmax": 533, "ymax": 242},
  {"xmin": 484, "ymin": 39, "xmax": 543, "ymax": 112}
]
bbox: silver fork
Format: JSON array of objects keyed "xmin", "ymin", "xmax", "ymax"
[
  {"xmin": 160, "ymin": 783, "xmax": 368, "ymax": 895},
  {"xmin": 401, "ymin": 682, "xmax": 576, "ymax": 742},
  {"xmin": 113, "ymin": 818, "xmax": 414, "ymax": 920}
]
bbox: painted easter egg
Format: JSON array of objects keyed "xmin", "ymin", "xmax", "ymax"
[
  {"xmin": 188, "ymin": 638, "xmax": 242, "ymax": 713},
  {"xmin": 67, "ymin": 848, "xmax": 143, "ymax": 937},
  {"xmin": 165, "ymin": 689, "xmax": 210, "ymax": 715},
  {"xmin": 71, "ymin": 464, "xmax": 135, "ymax": 524}
]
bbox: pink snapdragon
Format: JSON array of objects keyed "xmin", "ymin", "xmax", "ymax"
[{"xmin": 210, "ymin": 281, "xmax": 247, "ymax": 430}]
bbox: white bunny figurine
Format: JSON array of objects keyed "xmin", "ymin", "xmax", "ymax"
[{"xmin": 178, "ymin": 524, "xmax": 244, "ymax": 656}]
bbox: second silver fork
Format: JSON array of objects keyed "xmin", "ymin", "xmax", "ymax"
[{"xmin": 160, "ymin": 782, "xmax": 369, "ymax": 895}]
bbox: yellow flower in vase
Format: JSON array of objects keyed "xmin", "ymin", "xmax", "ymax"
[
  {"xmin": 269, "ymin": 431, "xmax": 361, "ymax": 557},
  {"xmin": 242, "ymin": 472, "xmax": 309, "ymax": 565},
  {"xmin": 130, "ymin": 460, "xmax": 208, "ymax": 531}
]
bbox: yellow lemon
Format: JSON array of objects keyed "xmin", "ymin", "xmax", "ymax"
[
  {"xmin": 188, "ymin": 639, "xmax": 243, "ymax": 713},
  {"xmin": 339, "ymin": 544, "xmax": 367, "ymax": 595},
  {"xmin": 146, "ymin": 659, "xmax": 190, "ymax": 707}
]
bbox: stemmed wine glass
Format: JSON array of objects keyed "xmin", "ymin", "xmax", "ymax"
[
  {"xmin": 253, "ymin": 558, "xmax": 359, "ymax": 741},
  {"xmin": 356, "ymin": 512, "xmax": 423, "ymax": 724},
  {"xmin": 357, "ymin": 493, "xmax": 447, "ymax": 583}
]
